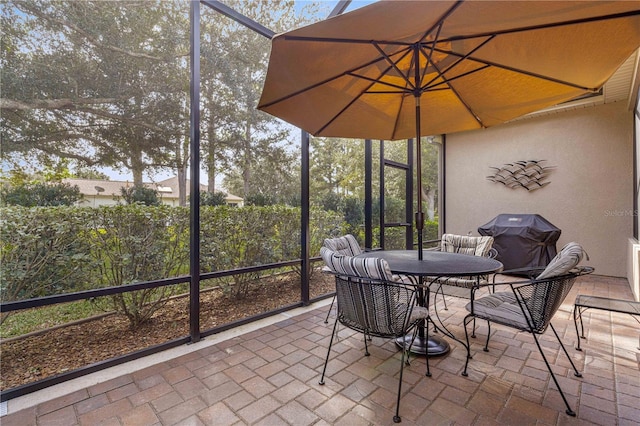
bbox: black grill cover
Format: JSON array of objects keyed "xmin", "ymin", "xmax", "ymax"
[{"xmin": 478, "ymin": 214, "xmax": 560, "ymax": 272}]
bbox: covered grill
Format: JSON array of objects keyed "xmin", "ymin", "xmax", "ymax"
[{"xmin": 478, "ymin": 214, "xmax": 560, "ymax": 272}]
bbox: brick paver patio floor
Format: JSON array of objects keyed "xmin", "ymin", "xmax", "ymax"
[{"xmin": 2, "ymin": 274, "xmax": 639, "ymax": 425}]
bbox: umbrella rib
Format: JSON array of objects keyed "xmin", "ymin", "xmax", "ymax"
[
  {"xmin": 424, "ymin": 65, "xmax": 490, "ymax": 92},
  {"xmin": 258, "ymin": 51, "xmax": 407, "ymax": 109},
  {"xmin": 314, "ymin": 84, "xmax": 374, "ymax": 136},
  {"xmin": 347, "ymin": 72, "xmax": 411, "ymax": 93},
  {"xmin": 431, "ymin": 46, "xmax": 596, "ymax": 91},
  {"xmin": 428, "ymin": 57, "xmax": 485, "ymax": 128},
  {"xmin": 435, "ymin": 9, "xmax": 640, "ymax": 44},
  {"xmin": 316, "ymin": 45, "xmax": 417, "ymax": 136},
  {"xmin": 416, "ymin": 0, "xmax": 465, "ymax": 45},
  {"xmin": 372, "ymin": 42, "xmax": 416, "ymax": 90},
  {"xmin": 419, "ymin": 22, "xmax": 445, "ymax": 89},
  {"xmin": 283, "ymin": 34, "xmax": 411, "ymax": 47},
  {"xmin": 418, "ymin": 35, "xmax": 494, "ymax": 90}
]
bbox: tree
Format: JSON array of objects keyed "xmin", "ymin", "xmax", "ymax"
[
  {"xmin": 0, "ymin": 182, "xmax": 82, "ymax": 207},
  {"xmin": 310, "ymin": 137, "xmax": 365, "ymax": 205},
  {"xmin": 419, "ymin": 137, "xmax": 441, "ymax": 221},
  {"xmin": 72, "ymin": 167, "xmax": 109, "ymax": 180},
  {"xmin": 222, "ymin": 147, "xmax": 299, "ymax": 206},
  {"xmin": 198, "ymin": 190, "xmax": 227, "ymax": 206},
  {"xmin": 1, "ymin": 1, "xmax": 188, "ymax": 186},
  {"xmin": 204, "ymin": 0, "xmax": 311, "ymax": 200},
  {"xmin": 119, "ymin": 185, "xmax": 161, "ymax": 206}
]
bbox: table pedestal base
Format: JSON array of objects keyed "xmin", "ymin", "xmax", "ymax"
[{"xmin": 395, "ymin": 334, "xmax": 450, "ymax": 356}]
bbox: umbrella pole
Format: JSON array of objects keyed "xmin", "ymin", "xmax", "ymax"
[
  {"xmin": 413, "ymin": 43, "xmax": 424, "ymax": 261},
  {"xmin": 414, "ymin": 96, "xmax": 424, "ymax": 261}
]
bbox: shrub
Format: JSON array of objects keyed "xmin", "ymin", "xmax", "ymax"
[
  {"xmin": 198, "ymin": 191, "xmax": 227, "ymax": 206},
  {"xmin": 0, "ymin": 182, "xmax": 83, "ymax": 207},
  {"xmin": 200, "ymin": 206, "xmax": 344, "ymax": 297},
  {"xmin": 0, "ymin": 207, "xmax": 95, "ymax": 324},
  {"xmin": 245, "ymin": 193, "xmax": 277, "ymax": 206},
  {"xmin": 200, "ymin": 205, "xmax": 284, "ymax": 298},
  {"xmin": 119, "ymin": 185, "xmax": 160, "ymax": 206},
  {"xmin": 85, "ymin": 205, "xmax": 189, "ymax": 327}
]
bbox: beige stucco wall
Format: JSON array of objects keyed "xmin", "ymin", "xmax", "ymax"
[{"xmin": 445, "ymin": 102, "xmax": 633, "ymax": 278}]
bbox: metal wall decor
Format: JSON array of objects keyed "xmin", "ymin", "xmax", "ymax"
[{"xmin": 487, "ymin": 160, "xmax": 554, "ymax": 191}]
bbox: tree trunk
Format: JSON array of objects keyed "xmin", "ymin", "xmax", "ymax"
[
  {"xmin": 177, "ymin": 166, "xmax": 187, "ymax": 206},
  {"xmin": 206, "ymin": 122, "xmax": 216, "ymax": 193},
  {"xmin": 423, "ymin": 186, "xmax": 436, "ymax": 221},
  {"xmin": 132, "ymin": 167, "xmax": 144, "ymax": 187},
  {"xmin": 242, "ymin": 123, "xmax": 251, "ymax": 197}
]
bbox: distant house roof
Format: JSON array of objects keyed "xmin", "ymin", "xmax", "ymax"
[
  {"xmin": 64, "ymin": 178, "xmax": 135, "ymax": 197},
  {"xmin": 155, "ymin": 177, "xmax": 243, "ymax": 203},
  {"xmin": 63, "ymin": 177, "xmax": 243, "ymax": 203}
]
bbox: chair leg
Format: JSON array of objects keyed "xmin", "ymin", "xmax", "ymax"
[
  {"xmin": 394, "ymin": 333, "xmax": 409, "ymax": 423},
  {"xmin": 425, "ymin": 321, "xmax": 431, "ymax": 377},
  {"xmin": 573, "ymin": 306, "xmax": 585, "ymax": 351},
  {"xmin": 439, "ymin": 284, "xmax": 449, "ymax": 310},
  {"xmin": 483, "ymin": 321, "xmax": 491, "ymax": 352},
  {"xmin": 530, "ymin": 328, "xmax": 578, "ymax": 417},
  {"xmin": 549, "ymin": 323, "xmax": 582, "ymax": 378},
  {"xmin": 319, "ymin": 319, "xmax": 339, "ymax": 385},
  {"xmin": 363, "ymin": 331, "xmax": 370, "ymax": 356},
  {"xmin": 324, "ymin": 295, "xmax": 336, "ymax": 324},
  {"xmin": 462, "ymin": 314, "xmax": 475, "ymax": 376}
]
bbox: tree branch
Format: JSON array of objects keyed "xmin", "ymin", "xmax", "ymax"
[
  {"xmin": 16, "ymin": 2, "xmax": 169, "ymax": 61},
  {"xmin": 0, "ymin": 97, "xmax": 121, "ymax": 110}
]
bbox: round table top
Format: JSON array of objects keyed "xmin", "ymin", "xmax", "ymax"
[{"xmin": 357, "ymin": 250, "xmax": 503, "ymax": 277}]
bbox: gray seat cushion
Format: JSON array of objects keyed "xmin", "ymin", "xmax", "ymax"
[{"xmin": 465, "ymin": 292, "xmax": 530, "ymax": 330}]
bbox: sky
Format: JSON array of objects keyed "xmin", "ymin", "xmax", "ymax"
[{"xmin": 4, "ymin": 0, "xmax": 377, "ymax": 185}]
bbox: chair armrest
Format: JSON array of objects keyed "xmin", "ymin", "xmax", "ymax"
[{"xmin": 492, "ymin": 267, "xmax": 544, "ymax": 281}]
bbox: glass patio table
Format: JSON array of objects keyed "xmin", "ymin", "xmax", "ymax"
[{"xmin": 357, "ymin": 250, "xmax": 503, "ymax": 356}]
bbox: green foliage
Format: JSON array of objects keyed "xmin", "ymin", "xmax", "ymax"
[
  {"xmin": 119, "ymin": 185, "xmax": 161, "ymax": 206},
  {"xmin": 0, "ymin": 207, "xmax": 96, "ymax": 324},
  {"xmin": 200, "ymin": 205, "xmax": 343, "ymax": 297},
  {"xmin": 200, "ymin": 205, "xmax": 286, "ymax": 298},
  {"xmin": 0, "ymin": 181, "xmax": 83, "ymax": 207},
  {"xmin": 85, "ymin": 205, "xmax": 189, "ymax": 328},
  {"xmin": 424, "ymin": 219, "xmax": 440, "ymax": 242},
  {"xmin": 0, "ymin": 204, "xmax": 345, "ymax": 327},
  {"xmin": 318, "ymin": 192, "xmax": 341, "ymax": 212},
  {"xmin": 198, "ymin": 191, "xmax": 227, "ymax": 206},
  {"xmin": 245, "ymin": 193, "xmax": 276, "ymax": 206},
  {"xmin": 339, "ymin": 196, "xmax": 364, "ymax": 239},
  {"xmin": 73, "ymin": 167, "xmax": 110, "ymax": 181},
  {"xmin": 371, "ymin": 219, "xmax": 439, "ymax": 250}
]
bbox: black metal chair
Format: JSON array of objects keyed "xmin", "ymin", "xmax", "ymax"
[
  {"xmin": 463, "ymin": 265, "xmax": 594, "ymax": 416},
  {"xmin": 319, "ymin": 248, "xmax": 427, "ymax": 423},
  {"xmin": 430, "ymin": 234, "xmax": 497, "ymax": 309},
  {"xmin": 321, "ymin": 234, "xmax": 363, "ymax": 323}
]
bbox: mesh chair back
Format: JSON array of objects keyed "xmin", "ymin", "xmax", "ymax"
[
  {"xmin": 323, "ymin": 234, "xmax": 363, "ymax": 256},
  {"xmin": 320, "ymin": 247, "xmax": 415, "ymax": 337},
  {"xmin": 441, "ymin": 234, "xmax": 494, "ymax": 257},
  {"xmin": 513, "ymin": 273, "xmax": 578, "ymax": 333},
  {"xmin": 335, "ymin": 275, "xmax": 416, "ymax": 337}
]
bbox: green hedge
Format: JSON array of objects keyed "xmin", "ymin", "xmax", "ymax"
[{"xmin": 0, "ymin": 205, "xmax": 344, "ymax": 305}]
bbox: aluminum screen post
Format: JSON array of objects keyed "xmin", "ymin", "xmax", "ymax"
[
  {"xmin": 301, "ymin": 129, "xmax": 310, "ymax": 305},
  {"xmin": 189, "ymin": 0, "xmax": 201, "ymax": 343},
  {"xmin": 364, "ymin": 139, "xmax": 372, "ymax": 250}
]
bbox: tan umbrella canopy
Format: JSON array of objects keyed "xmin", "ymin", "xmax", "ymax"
[{"xmin": 258, "ymin": 0, "xmax": 640, "ymax": 253}]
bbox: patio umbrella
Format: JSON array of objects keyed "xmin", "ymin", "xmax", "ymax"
[{"xmin": 258, "ymin": 0, "xmax": 640, "ymax": 258}]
